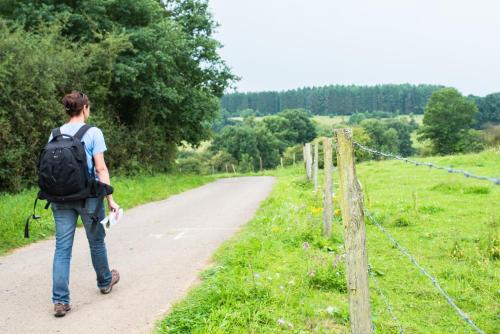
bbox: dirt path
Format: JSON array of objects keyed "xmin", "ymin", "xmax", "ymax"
[{"xmin": 0, "ymin": 176, "xmax": 275, "ymax": 334}]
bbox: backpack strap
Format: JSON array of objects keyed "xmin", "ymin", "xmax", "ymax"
[
  {"xmin": 24, "ymin": 191, "xmax": 43, "ymax": 238},
  {"xmin": 74, "ymin": 124, "xmax": 93, "ymax": 141},
  {"xmin": 83, "ymin": 182, "xmax": 114, "ymax": 233},
  {"xmin": 51, "ymin": 127, "xmax": 62, "ymax": 140}
]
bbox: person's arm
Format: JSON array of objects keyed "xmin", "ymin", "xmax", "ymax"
[{"xmin": 94, "ymin": 152, "xmax": 119, "ymax": 212}]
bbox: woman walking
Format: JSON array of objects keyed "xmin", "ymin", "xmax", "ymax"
[{"xmin": 50, "ymin": 91, "xmax": 120, "ymax": 317}]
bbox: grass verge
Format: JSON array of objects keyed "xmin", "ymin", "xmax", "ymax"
[
  {"xmin": 0, "ymin": 173, "xmax": 218, "ymax": 255},
  {"xmin": 157, "ymin": 149, "xmax": 499, "ymax": 333}
]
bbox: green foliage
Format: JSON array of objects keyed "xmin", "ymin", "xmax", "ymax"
[
  {"xmin": 282, "ymin": 145, "xmax": 304, "ymax": 166},
  {"xmin": 419, "ymin": 88, "xmax": 480, "ymax": 155},
  {"xmin": 360, "ymin": 118, "xmax": 416, "ymax": 157},
  {"xmin": 469, "ymin": 92, "xmax": 500, "ymax": 128},
  {"xmin": 348, "ymin": 110, "xmax": 398, "ymax": 124},
  {"xmin": 0, "ymin": 0, "xmax": 235, "ymax": 192},
  {"xmin": 278, "ymin": 109, "xmax": 317, "ymax": 144},
  {"xmin": 207, "ymin": 150, "xmax": 237, "ymax": 173},
  {"xmin": 211, "ymin": 109, "xmax": 316, "ymax": 170},
  {"xmin": 238, "ymin": 154, "xmax": 254, "ymax": 173},
  {"xmin": 222, "ymin": 84, "xmax": 442, "ymax": 116},
  {"xmin": 483, "ymin": 124, "xmax": 500, "ymax": 147},
  {"xmin": 454, "ymin": 129, "xmax": 486, "ymax": 153},
  {"xmin": 308, "ymin": 263, "xmax": 347, "ymax": 293}
]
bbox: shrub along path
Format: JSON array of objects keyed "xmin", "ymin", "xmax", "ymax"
[{"xmin": 0, "ymin": 176, "xmax": 275, "ymax": 334}]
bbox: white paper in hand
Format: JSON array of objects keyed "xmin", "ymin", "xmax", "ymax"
[{"xmin": 99, "ymin": 208, "xmax": 124, "ymax": 230}]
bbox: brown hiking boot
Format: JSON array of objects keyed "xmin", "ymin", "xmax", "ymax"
[
  {"xmin": 54, "ymin": 303, "xmax": 71, "ymax": 317},
  {"xmin": 100, "ymin": 269, "xmax": 120, "ymax": 294}
]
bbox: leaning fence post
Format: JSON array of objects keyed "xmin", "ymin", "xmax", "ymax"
[
  {"xmin": 293, "ymin": 152, "xmax": 296, "ymax": 166},
  {"xmin": 313, "ymin": 142, "xmax": 319, "ymax": 191},
  {"xmin": 334, "ymin": 128, "xmax": 372, "ymax": 334},
  {"xmin": 323, "ymin": 138, "xmax": 333, "ymax": 238}
]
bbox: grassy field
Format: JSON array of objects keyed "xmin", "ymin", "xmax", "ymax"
[
  {"xmin": 157, "ymin": 150, "xmax": 499, "ymax": 333},
  {"xmin": 0, "ymin": 174, "xmax": 218, "ymax": 255},
  {"xmin": 230, "ymin": 114, "xmax": 423, "ymax": 127},
  {"xmin": 311, "ymin": 115, "xmax": 348, "ymax": 127}
]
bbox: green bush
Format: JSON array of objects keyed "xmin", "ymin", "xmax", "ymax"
[{"xmin": 0, "ymin": 0, "xmax": 236, "ymax": 192}]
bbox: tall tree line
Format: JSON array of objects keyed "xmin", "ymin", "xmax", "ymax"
[
  {"xmin": 0, "ymin": 0, "xmax": 235, "ymax": 192},
  {"xmin": 222, "ymin": 84, "xmax": 444, "ymax": 116}
]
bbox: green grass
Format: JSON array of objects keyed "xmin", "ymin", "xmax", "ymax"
[
  {"xmin": 0, "ymin": 173, "xmax": 218, "ymax": 255},
  {"xmin": 312, "ymin": 115, "xmax": 348, "ymax": 127},
  {"xmin": 157, "ymin": 150, "xmax": 499, "ymax": 333}
]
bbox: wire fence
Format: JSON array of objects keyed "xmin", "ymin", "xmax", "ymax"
[
  {"xmin": 364, "ymin": 208, "xmax": 485, "ymax": 334},
  {"xmin": 349, "ymin": 142, "xmax": 491, "ymax": 333},
  {"xmin": 353, "ymin": 141, "xmax": 500, "ymax": 186},
  {"xmin": 368, "ymin": 264, "xmax": 404, "ymax": 334},
  {"xmin": 305, "ymin": 138, "xmax": 493, "ymax": 333}
]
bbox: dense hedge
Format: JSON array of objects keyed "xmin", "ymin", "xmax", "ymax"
[{"xmin": 0, "ymin": 1, "xmax": 235, "ymax": 192}]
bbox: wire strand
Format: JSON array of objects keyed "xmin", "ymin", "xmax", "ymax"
[
  {"xmin": 368, "ymin": 264, "xmax": 404, "ymax": 334},
  {"xmin": 354, "ymin": 142, "xmax": 500, "ymax": 186},
  {"xmin": 365, "ymin": 208, "xmax": 485, "ymax": 334}
]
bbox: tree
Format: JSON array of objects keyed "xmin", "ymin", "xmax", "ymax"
[
  {"xmin": 0, "ymin": 0, "xmax": 236, "ymax": 191},
  {"xmin": 211, "ymin": 123, "xmax": 281, "ymax": 170},
  {"xmin": 278, "ymin": 109, "xmax": 316, "ymax": 144},
  {"xmin": 470, "ymin": 93, "xmax": 500, "ymax": 128},
  {"xmin": 418, "ymin": 88, "xmax": 478, "ymax": 155},
  {"xmin": 221, "ymin": 84, "xmax": 443, "ymax": 116}
]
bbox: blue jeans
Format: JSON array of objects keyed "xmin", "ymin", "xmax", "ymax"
[{"xmin": 51, "ymin": 198, "xmax": 112, "ymax": 304}]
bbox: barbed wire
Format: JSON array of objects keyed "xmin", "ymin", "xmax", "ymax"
[
  {"xmin": 364, "ymin": 208, "xmax": 485, "ymax": 334},
  {"xmin": 368, "ymin": 264, "xmax": 404, "ymax": 334},
  {"xmin": 353, "ymin": 142, "xmax": 500, "ymax": 186}
]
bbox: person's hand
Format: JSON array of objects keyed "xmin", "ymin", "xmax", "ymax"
[{"xmin": 107, "ymin": 197, "xmax": 120, "ymax": 213}]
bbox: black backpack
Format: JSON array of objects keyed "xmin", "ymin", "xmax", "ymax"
[{"xmin": 25, "ymin": 124, "xmax": 113, "ymax": 238}]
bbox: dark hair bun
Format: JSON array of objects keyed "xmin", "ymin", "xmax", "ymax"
[{"xmin": 62, "ymin": 91, "xmax": 89, "ymax": 117}]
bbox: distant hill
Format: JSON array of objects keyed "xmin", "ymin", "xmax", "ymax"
[{"xmin": 221, "ymin": 84, "xmax": 444, "ymax": 116}]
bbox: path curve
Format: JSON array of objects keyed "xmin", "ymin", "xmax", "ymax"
[{"xmin": 0, "ymin": 176, "xmax": 275, "ymax": 334}]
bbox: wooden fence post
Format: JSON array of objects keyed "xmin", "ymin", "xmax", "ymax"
[
  {"xmin": 323, "ymin": 138, "xmax": 333, "ymax": 238},
  {"xmin": 231, "ymin": 164, "xmax": 237, "ymax": 174},
  {"xmin": 259, "ymin": 156, "xmax": 263, "ymax": 171},
  {"xmin": 280, "ymin": 157, "xmax": 284, "ymax": 168},
  {"xmin": 313, "ymin": 142, "xmax": 319, "ymax": 191},
  {"xmin": 303, "ymin": 145, "xmax": 307, "ymax": 169},
  {"xmin": 293, "ymin": 152, "xmax": 296, "ymax": 166},
  {"xmin": 305, "ymin": 143, "xmax": 312, "ymax": 181},
  {"xmin": 334, "ymin": 128, "xmax": 372, "ymax": 334}
]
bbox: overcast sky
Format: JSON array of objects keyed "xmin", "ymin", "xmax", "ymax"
[{"xmin": 209, "ymin": 0, "xmax": 499, "ymax": 96}]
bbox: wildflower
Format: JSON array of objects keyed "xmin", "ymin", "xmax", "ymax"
[
  {"xmin": 326, "ymin": 306, "xmax": 339, "ymax": 315},
  {"xmin": 334, "ymin": 209, "xmax": 342, "ymax": 217},
  {"xmin": 280, "ymin": 285, "xmax": 284, "ymax": 291},
  {"xmin": 254, "ymin": 273, "xmax": 260, "ymax": 279},
  {"xmin": 303, "ymin": 242, "xmax": 310, "ymax": 250},
  {"xmin": 277, "ymin": 319, "xmax": 286, "ymax": 326},
  {"xmin": 311, "ymin": 207, "xmax": 322, "ymax": 215}
]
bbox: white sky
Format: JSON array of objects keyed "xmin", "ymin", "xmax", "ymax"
[{"xmin": 209, "ymin": 0, "xmax": 500, "ymax": 96}]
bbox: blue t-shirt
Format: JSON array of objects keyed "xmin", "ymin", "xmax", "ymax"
[{"xmin": 48, "ymin": 123, "xmax": 107, "ymax": 179}]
